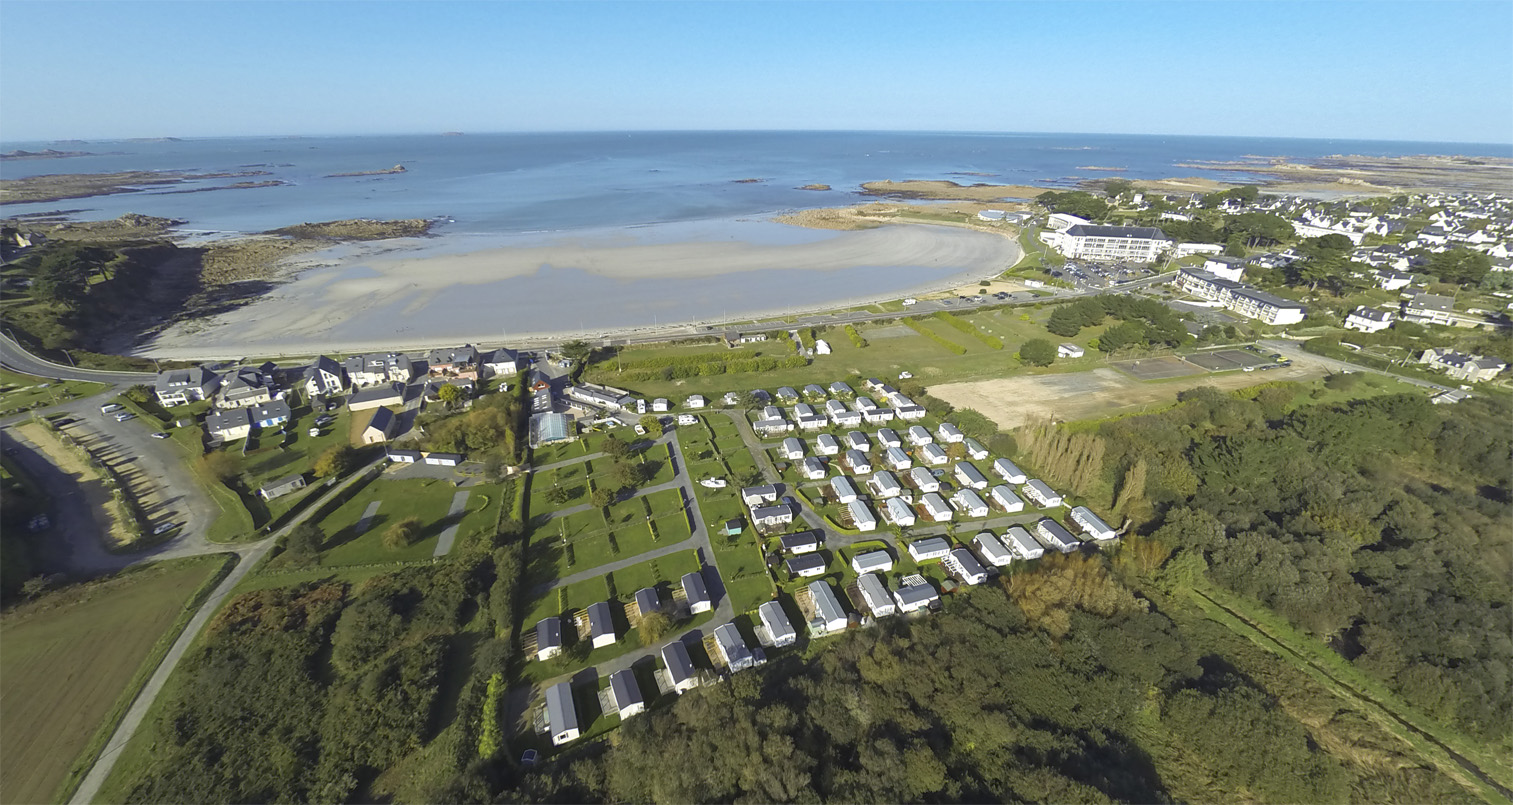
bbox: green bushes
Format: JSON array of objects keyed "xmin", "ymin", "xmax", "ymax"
[
  {"xmin": 612, "ymin": 353, "xmax": 807, "ymax": 381},
  {"xmin": 844, "ymin": 324, "xmax": 867, "ymax": 348},
  {"xmin": 903, "ymin": 319, "xmax": 966, "ymax": 355},
  {"xmin": 798, "ymin": 327, "xmax": 817, "ymax": 350},
  {"xmin": 931, "ymin": 311, "xmax": 1002, "ymax": 349}
]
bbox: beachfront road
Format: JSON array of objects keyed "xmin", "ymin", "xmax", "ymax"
[{"xmin": 0, "ymin": 332, "xmax": 153, "ymax": 384}]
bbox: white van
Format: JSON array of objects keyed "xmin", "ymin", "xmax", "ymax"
[{"xmin": 100, "ymin": 403, "xmax": 124, "ymax": 414}]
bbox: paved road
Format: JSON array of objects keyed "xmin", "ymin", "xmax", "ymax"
[
  {"xmin": 67, "ymin": 458, "xmax": 382, "ymax": 805},
  {"xmin": 1261, "ymin": 339, "xmax": 1455, "ymax": 394},
  {"xmin": 0, "ymin": 332, "xmax": 153, "ymax": 384}
]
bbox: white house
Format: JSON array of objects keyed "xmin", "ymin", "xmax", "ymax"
[
  {"xmin": 808, "ymin": 581, "xmax": 850, "ymax": 635},
  {"xmin": 781, "ymin": 437, "xmax": 805, "ymax": 460},
  {"xmin": 884, "ymin": 446, "xmax": 912, "ymax": 471},
  {"xmin": 990, "ymin": 485, "xmax": 1026, "ymax": 513},
  {"xmin": 752, "ymin": 505, "xmax": 795, "ymax": 528},
  {"xmin": 652, "ymin": 398, "xmax": 670, "ymax": 413},
  {"xmin": 154, "ymin": 366, "xmax": 220, "ymax": 407},
  {"xmin": 1004, "ymin": 526, "xmax": 1045, "ymax": 560},
  {"xmin": 828, "ymin": 381, "xmax": 855, "ymax": 397},
  {"xmin": 661, "ymin": 640, "xmax": 700, "ymax": 694},
  {"xmin": 741, "ymin": 485, "xmax": 780, "ymax": 507},
  {"xmin": 1057, "ymin": 343, "xmax": 1085, "ymax": 359},
  {"xmin": 816, "ymin": 433, "xmax": 841, "ymax": 455},
  {"xmin": 206, "ymin": 408, "xmax": 252, "ymax": 442},
  {"xmin": 945, "ymin": 547, "xmax": 989, "ymax": 585},
  {"xmin": 815, "ymin": 339, "xmax": 832, "ymax": 355},
  {"xmin": 1070, "ymin": 506, "xmax": 1117, "ymax": 541},
  {"xmin": 831, "ymin": 475, "xmax": 860, "ymax": 504},
  {"xmin": 908, "ymin": 537, "xmax": 952, "ymax": 562},
  {"xmin": 954, "ymin": 463, "xmax": 989, "ymax": 490},
  {"xmin": 993, "ymin": 458, "xmax": 1027, "ymax": 484},
  {"xmin": 780, "ymin": 532, "xmax": 822, "ymax": 554},
  {"xmin": 802, "ymin": 457, "xmax": 829, "ymax": 480},
  {"xmin": 1420, "ymin": 348, "xmax": 1508, "ymax": 382},
  {"xmin": 545, "ymin": 682, "xmax": 579, "ymax": 745},
  {"xmin": 857, "ymin": 573, "xmax": 897, "ymax": 618},
  {"xmin": 1345, "ymin": 306, "xmax": 1395, "ymax": 333},
  {"xmin": 1202, "ymin": 256, "xmax": 1247, "ymax": 282},
  {"xmin": 802, "ymin": 384, "xmax": 828, "ymax": 399},
  {"xmin": 536, "ymin": 617, "xmax": 563, "ymax": 661},
  {"xmin": 786, "ymin": 554, "xmax": 827, "ymax": 578},
  {"xmin": 1040, "ymin": 224, "xmax": 1170, "ymax": 262},
  {"xmin": 609, "ymin": 670, "xmax": 645, "ymax": 719},
  {"xmin": 907, "ymin": 425, "xmax": 933, "ymax": 446},
  {"xmin": 685, "ymin": 394, "xmax": 707, "ymax": 409},
  {"xmin": 876, "ymin": 428, "xmax": 902, "ymax": 448},
  {"xmin": 753, "ymin": 418, "xmax": 792, "ymax": 436},
  {"xmin": 850, "ymin": 549, "xmax": 893, "ymax": 575},
  {"xmin": 844, "ymin": 430, "xmax": 870, "ymax": 452},
  {"xmin": 921, "ymin": 493, "xmax": 953, "ymax": 521},
  {"xmin": 844, "ymin": 449, "xmax": 872, "ymax": 475},
  {"xmin": 868, "ymin": 471, "xmax": 902, "ymax": 498},
  {"xmin": 302, "ymin": 356, "xmax": 346, "ymax": 397},
  {"xmin": 882, "ymin": 497, "xmax": 916, "ymax": 527},
  {"xmin": 951, "ymin": 489, "xmax": 990, "ymax": 519},
  {"xmin": 963, "ymin": 438, "xmax": 989, "ymax": 461},
  {"xmin": 973, "ymin": 532, "xmax": 1015, "ymax": 567},
  {"xmin": 909, "ymin": 466, "xmax": 940, "ymax": 493},
  {"xmin": 917, "ymin": 443, "xmax": 946, "ymax": 466},
  {"xmin": 587, "ymin": 602, "xmax": 617, "ymax": 648},
  {"xmin": 893, "ymin": 582, "xmax": 939, "ymax": 613},
  {"xmin": 848, "ymin": 499, "xmax": 878, "ymax": 532},
  {"xmin": 937, "ymin": 423, "xmax": 964, "ymax": 443},
  {"xmin": 1022, "ymin": 479, "xmax": 1063, "ymax": 508},
  {"xmin": 714, "ymin": 623, "xmax": 756, "ymax": 672},
  {"xmin": 759, "ymin": 601, "xmax": 797, "ymax": 648},
  {"xmin": 682, "ymin": 571, "xmax": 712, "ymax": 613},
  {"xmin": 1035, "ymin": 518, "xmax": 1082, "ymax": 554}
]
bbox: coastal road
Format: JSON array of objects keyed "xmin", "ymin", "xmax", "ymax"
[
  {"xmin": 1260, "ymin": 339, "xmax": 1456, "ymax": 394},
  {"xmin": 0, "ymin": 332, "xmax": 153, "ymax": 384}
]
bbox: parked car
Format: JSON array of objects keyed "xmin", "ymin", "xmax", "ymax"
[
  {"xmin": 114, "ymin": 412, "xmax": 135, "ymax": 422},
  {"xmin": 152, "ymin": 522, "xmax": 177, "ymax": 535},
  {"xmin": 151, "ymin": 432, "xmax": 171, "ymax": 439}
]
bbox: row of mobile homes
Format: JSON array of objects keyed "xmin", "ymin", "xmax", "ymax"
[
  {"xmin": 883, "ymin": 497, "xmax": 917, "ymax": 527},
  {"xmin": 945, "ymin": 547, "xmax": 989, "ymax": 585},
  {"xmin": 993, "ymin": 458, "xmax": 1027, "ymax": 484},
  {"xmin": 1005, "ymin": 526, "xmax": 1046, "ymax": 560},
  {"xmin": 809, "ymin": 581, "xmax": 850, "ymax": 635},
  {"xmin": 1035, "ymin": 518, "xmax": 1082, "ymax": 553},
  {"xmin": 682, "ymin": 571, "xmax": 712, "ymax": 613},
  {"xmin": 858, "ymin": 573, "xmax": 897, "ymax": 617},
  {"xmin": 973, "ymin": 532, "xmax": 1015, "ymax": 567},
  {"xmin": 848, "ymin": 499, "xmax": 878, "ymax": 531},
  {"xmin": 990, "ymin": 485, "xmax": 1025, "ymax": 512},
  {"xmin": 609, "ymin": 670, "xmax": 646, "ymax": 718},
  {"xmin": 759, "ymin": 601, "xmax": 798, "ymax": 647},
  {"xmin": 909, "ymin": 537, "xmax": 952, "ymax": 562},
  {"xmin": 1023, "ymin": 479, "xmax": 1063, "ymax": 508},
  {"xmin": 1070, "ymin": 506, "xmax": 1117, "ymax": 541}
]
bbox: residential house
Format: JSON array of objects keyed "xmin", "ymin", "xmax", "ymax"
[
  {"xmin": 345, "ymin": 352, "xmax": 415, "ymax": 387},
  {"xmin": 844, "ymin": 449, "xmax": 872, "ymax": 474},
  {"xmin": 753, "ymin": 417, "xmax": 792, "ymax": 436},
  {"xmin": 1022, "ymin": 479, "xmax": 1063, "ymax": 508},
  {"xmin": 907, "ymin": 425, "xmax": 933, "ymax": 446},
  {"xmin": 993, "ymin": 458, "xmax": 1027, "ymax": 484},
  {"xmin": 908, "ymin": 537, "xmax": 952, "ymax": 562},
  {"xmin": 154, "ymin": 366, "xmax": 220, "ymax": 407},
  {"xmin": 786, "ymin": 554, "xmax": 827, "ymax": 578},
  {"xmin": 950, "ymin": 489, "xmax": 989, "ymax": 519},
  {"xmin": 249, "ymin": 400, "xmax": 292, "ymax": 429},
  {"xmin": 545, "ymin": 682, "xmax": 579, "ymax": 745},
  {"xmin": 652, "ymin": 398, "xmax": 670, "ymax": 412},
  {"xmin": 1035, "ymin": 519, "xmax": 1082, "ymax": 554},
  {"xmin": 1402, "ymin": 293, "xmax": 1457, "ymax": 326},
  {"xmin": 661, "ymin": 640, "xmax": 699, "ymax": 693},
  {"xmin": 776, "ymin": 386, "xmax": 800, "ymax": 402},
  {"xmin": 480, "ymin": 347, "xmax": 519, "ymax": 377},
  {"xmin": 954, "ymin": 463, "xmax": 989, "ymax": 490},
  {"xmin": 361, "ymin": 407, "xmax": 397, "ymax": 445},
  {"xmin": 682, "ymin": 571, "xmax": 712, "ymax": 613},
  {"xmin": 759, "ymin": 601, "xmax": 797, "ymax": 647},
  {"xmin": 1420, "ymin": 348, "xmax": 1507, "ymax": 382},
  {"xmin": 205, "ymin": 408, "xmax": 251, "ymax": 442},
  {"xmin": 868, "ymin": 471, "xmax": 902, "ymax": 498},
  {"xmin": 302, "ymin": 356, "xmax": 346, "ymax": 397},
  {"xmin": 1004, "ymin": 526, "xmax": 1046, "ymax": 560},
  {"xmin": 1374, "ymin": 269, "xmax": 1414, "ymax": 290},
  {"xmin": 634, "ymin": 587, "xmax": 661, "ymax": 619},
  {"xmin": 426, "ymin": 345, "xmax": 479, "ymax": 378},
  {"xmin": 973, "ymin": 532, "xmax": 1015, "ymax": 567},
  {"xmin": 843, "ymin": 430, "xmax": 869, "ymax": 452},
  {"xmin": 348, "ymin": 383, "xmax": 406, "ymax": 412},
  {"xmin": 876, "ymin": 428, "xmax": 902, "ymax": 448},
  {"xmin": 808, "ymin": 581, "xmax": 849, "ymax": 635},
  {"xmin": 884, "ymin": 446, "xmax": 912, "ymax": 471},
  {"xmin": 857, "ymin": 573, "xmax": 897, "ymax": 618},
  {"xmin": 608, "ymin": 670, "xmax": 645, "ymax": 718},
  {"xmin": 920, "ymin": 443, "xmax": 949, "ymax": 466},
  {"xmin": 536, "ymin": 617, "xmax": 563, "ymax": 661},
  {"xmin": 893, "ymin": 582, "xmax": 940, "ymax": 613},
  {"xmin": 802, "ymin": 384, "xmax": 828, "ymax": 400},
  {"xmin": 850, "ymin": 549, "xmax": 893, "ymax": 575},
  {"xmin": 815, "ymin": 433, "xmax": 841, "ymax": 455},
  {"xmin": 963, "ymin": 438, "xmax": 989, "ymax": 461},
  {"xmin": 714, "ymin": 623, "xmax": 755, "ymax": 672},
  {"xmin": 828, "ymin": 381, "xmax": 855, "ymax": 397},
  {"xmin": 779, "ymin": 532, "xmax": 821, "ymax": 554},
  {"xmin": 882, "ymin": 497, "xmax": 916, "ymax": 527},
  {"xmin": 1344, "ymin": 306, "xmax": 1395, "ymax": 333},
  {"xmin": 587, "ymin": 602, "xmax": 617, "ymax": 648},
  {"xmin": 801, "ymin": 457, "xmax": 828, "ymax": 480},
  {"xmin": 909, "ymin": 466, "xmax": 940, "ymax": 493},
  {"xmin": 258, "ymin": 474, "xmax": 306, "ymax": 501},
  {"xmin": 945, "ymin": 547, "xmax": 989, "ymax": 585},
  {"xmin": 217, "ymin": 368, "xmax": 274, "ymax": 409},
  {"xmin": 922, "ymin": 493, "xmax": 954, "ymax": 522},
  {"xmin": 781, "ymin": 437, "xmax": 805, "ymax": 460},
  {"xmin": 1057, "ymin": 343, "xmax": 1085, "ymax": 358},
  {"xmin": 1070, "ymin": 506, "xmax": 1117, "ymax": 541},
  {"xmin": 386, "ymin": 448, "xmax": 422, "ymax": 463},
  {"xmin": 741, "ymin": 485, "xmax": 779, "ymax": 507},
  {"xmin": 937, "ymin": 423, "xmax": 965, "ymax": 443},
  {"xmin": 685, "ymin": 394, "xmax": 707, "ymax": 409},
  {"xmin": 751, "ymin": 504, "xmax": 794, "ymax": 528},
  {"xmin": 1202, "ymin": 256, "xmax": 1247, "ymax": 281},
  {"xmin": 848, "ymin": 499, "xmax": 878, "ymax": 531},
  {"xmin": 831, "ymin": 475, "xmax": 860, "ymax": 504},
  {"xmin": 990, "ymin": 485, "xmax": 1026, "ymax": 513}
]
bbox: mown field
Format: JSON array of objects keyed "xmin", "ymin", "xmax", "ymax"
[{"xmin": 0, "ymin": 555, "xmax": 230, "ymax": 804}]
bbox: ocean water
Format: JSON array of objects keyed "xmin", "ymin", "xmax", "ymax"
[{"xmin": 4, "ymin": 130, "xmax": 1507, "ymax": 234}]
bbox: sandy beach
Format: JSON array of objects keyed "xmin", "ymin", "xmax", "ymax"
[{"xmin": 139, "ymin": 220, "xmax": 1022, "ymax": 359}]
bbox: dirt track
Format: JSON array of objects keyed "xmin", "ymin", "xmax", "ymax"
[{"xmin": 930, "ymin": 362, "xmax": 1324, "ymax": 429}]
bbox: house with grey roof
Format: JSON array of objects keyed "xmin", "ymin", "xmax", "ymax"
[
  {"xmin": 303, "ymin": 356, "xmax": 346, "ymax": 397},
  {"xmin": 608, "ymin": 669, "xmax": 645, "ymax": 718},
  {"xmin": 206, "ymin": 408, "xmax": 251, "ymax": 442},
  {"xmin": 545, "ymin": 682, "xmax": 579, "ymax": 745},
  {"xmin": 216, "ymin": 368, "xmax": 274, "ymax": 409},
  {"xmin": 759, "ymin": 601, "xmax": 797, "ymax": 647},
  {"xmin": 681, "ymin": 571, "xmax": 711, "ymax": 613},
  {"xmin": 807, "ymin": 581, "xmax": 848, "ymax": 635},
  {"xmin": 714, "ymin": 623, "xmax": 755, "ymax": 672},
  {"xmin": 1420, "ymin": 348, "xmax": 1507, "ymax": 382},
  {"xmin": 154, "ymin": 366, "xmax": 220, "ymax": 407},
  {"xmin": 587, "ymin": 601, "xmax": 616, "ymax": 648},
  {"xmin": 660, "ymin": 639, "xmax": 699, "ymax": 693},
  {"xmin": 258, "ymin": 473, "xmax": 306, "ymax": 501},
  {"xmin": 536, "ymin": 617, "xmax": 563, "ymax": 660}
]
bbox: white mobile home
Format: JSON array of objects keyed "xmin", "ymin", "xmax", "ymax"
[
  {"xmin": 1004, "ymin": 526, "xmax": 1046, "ymax": 560},
  {"xmin": 741, "ymin": 484, "xmax": 779, "ymax": 507},
  {"xmin": 1035, "ymin": 518, "xmax": 1082, "ymax": 553},
  {"xmin": 753, "ymin": 418, "xmax": 792, "ymax": 435},
  {"xmin": 951, "ymin": 489, "xmax": 990, "ymax": 519},
  {"xmin": 908, "ymin": 537, "xmax": 952, "ymax": 562},
  {"xmin": 762, "ymin": 405, "xmax": 784, "ymax": 420},
  {"xmin": 848, "ymin": 499, "xmax": 878, "ymax": 531},
  {"xmin": 964, "ymin": 438, "xmax": 989, "ymax": 461},
  {"xmin": 828, "ymin": 381, "xmax": 855, "ymax": 397},
  {"xmin": 1070, "ymin": 506, "xmax": 1117, "ymax": 541},
  {"xmin": 909, "ymin": 466, "xmax": 940, "ymax": 493},
  {"xmin": 920, "ymin": 443, "xmax": 949, "ymax": 466},
  {"xmin": 907, "ymin": 425, "xmax": 933, "ymax": 446},
  {"xmin": 993, "ymin": 458, "xmax": 1027, "ymax": 484},
  {"xmin": 893, "ymin": 582, "xmax": 939, "ymax": 613},
  {"xmin": 545, "ymin": 682, "xmax": 580, "ymax": 745},
  {"xmin": 831, "ymin": 475, "xmax": 860, "ymax": 504},
  {"xmin": 798, "ymin": 415, "xmax": 827, "ymax": 431},
  {"xmin": 844, "ymin": 449, "xmax": 872, "ymax": 474},
  {"xmin": 937, "ymin": 423, "xmax": 965, "ymax": 443},
  {"xmin": 973, "ymin": 532, "xmax": 1015, "ymax": 567},
  {"xmin": 803, "ymin": 383, "xmax": 828, "ymax": 399},
  {"xmin": 682, "ymin": 571, "xmax": 712, "ymax": 613},
  {"xmin": 1023, "ymin": 480, "xmax": 1063, "ymax": 508},
  {"xmin": 946, "ymin": 547, "xmax": 989, "ymax": 585},
  {"xmin": 868, "ymin": 470, "xmax": 902, "ymax": 498},
  {"xmin": 751, "ymin": 505, "xmax": 795, "ymax": 528},
  {"xmin": 883, "ymin": 497, "xmax": 916, "ymax": 527},
  {"xmin": 793, "ymin": 403, "xmax": 818, "ymax": 419},
  {"xmin": 862, "ymin": 407, "xmax": 895, "ymax": 423},
  {"xmin": 536, "ymin": 617, "xmax": 563, "ymax": 661},
  {"xmin": 781, "ymin": 437, "xmax": 805, "ymax": 460},
  {"xmin": 876, "ymin": 428, "xmax": 902, "ymax": 448},
  {"xmin": 587, "ymin": 602, "xmax": 617, "ymax": 648},
  {"xmin": 844, "ymin": 430, "xmax": 870, "ymax": 451},
  {"xmin": 609, "ymin": 670, "xmax": 646, "ymax": 718},
  {"xmin": 990, "ymin": 485, "xmax": 1025, "ymax": 513},
  {"xmin": 802, "ymin": 456, "xmax": 828, "ymax": 480},
  {"xmin": 851, "ymin": 549, "xmax": 894, "ymax": 575},
  {"xmin": 815, "ymin": 433, "xmax": 841, "ymax": 455},
  {"xmin": 759, "ymin": 601, "xmax": 797, "ymax": 647},
  {"xmin": 779, "ymin": 531, "xmax": 822, "ymax": 554},
  {"xmin": 786, "ymin": 554, "xmax": 827, "ymax": 577},
  {"xmin": 921, "ymin": 493, "xmax": 953, "ymax": 521},
  {"xmin": 854, "ymin": 395, "xmax": 878, "ymax": 412},
  {"xmin": 634, "ymin": 587, "xmax": 661, "ymax": 619},
  {"xmin": 954, "ymin": 463, "xmax": 989, "ymax": 490},
  {"xmin": 661, "ymin": 640, "xmax": 699, "ymax": 693},
  {"xmin": 714, "ymin": 623, "xmax": 756, "ymax": 672},
  {"xmin": 884, "ymin": 446, "xmax": 912, "ymax": 471},
  {"xmin": 808, "ymin": 581, "xmax": 849, "ymax": 635},
  {"xmin": 857, "ymin": 573, "xmax": 897, "ymax": 618}
]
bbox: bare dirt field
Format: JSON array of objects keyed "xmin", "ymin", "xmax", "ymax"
[
  {"xmin": 930, "ymin": 362, "xmax": 1325, "ymax": 429},
  {"xmin": 1111, "ymin": 356, "xmax": 1204, "ymax": 381}
]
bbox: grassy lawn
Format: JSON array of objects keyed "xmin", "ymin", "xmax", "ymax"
[
  {"xmin": 534, "ymin": 489, "xmax": 693, "ymax": 580},
  {"xmin": 228, "ymin": 402, "xmax": 354, "ymax": 494},
  {"xmin": 168, "ymin": 426, "xmax": 257, "ymax": 543},
  {"xmin": 521, "ymin": 549, "xmax": 702, "ymax": 633},
  {"xmin": 0, "ymin": 555, "xmax": 231, "ymax": 805},
  {"xmin": 310, "ymin": 477, "xmax": 497, "ymax": 566},
  {"xmin": 0, "ymin": 368, "xmax": 109, "ymax": 417}
]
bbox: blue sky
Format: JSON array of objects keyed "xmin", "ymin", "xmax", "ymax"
[{"xmin": 1, "ymin": 1, "xmax": 1509, "ymax": 144}]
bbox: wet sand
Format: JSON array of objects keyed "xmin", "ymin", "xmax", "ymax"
[{"xmin": 139, "ymin": 221, "xmax": 1022, "ymax": 359}]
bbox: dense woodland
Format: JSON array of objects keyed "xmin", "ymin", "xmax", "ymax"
[{"xmin": 108, "ymin": 385, "xmax": 1509, "ymax": 803}]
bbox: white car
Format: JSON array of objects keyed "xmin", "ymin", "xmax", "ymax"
[
  {"xmin": 898, "ymin": 371, "xmax": 913, "ymax": 380},
  {"xmin": 152, "ymin": 522, "xmax": 177, "ymax": 535},
  {"xmin": 114, "ymin": 412, "xmax": 135, "ymax": 422},
  {"xmin": 151, "ymin": 432, "xmax": 171, "ymax": 439}
]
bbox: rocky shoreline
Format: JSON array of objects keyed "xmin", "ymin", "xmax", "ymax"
[{"xmin": 0, "ymin": 169, "xmax": 275, "ymax": 205}]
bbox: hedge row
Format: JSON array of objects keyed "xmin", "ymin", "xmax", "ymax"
[
  {"xmin": 617, "ymin": 350, "xmax": 767, "ymax": 371},
  {"xmin": 931, "ymin": 311, "xmax": 1003, "ymax": 349},
  {"xmin": 903, "ymin": 319, "xmax": 967, "ymax": 355},
  {"xmin": 614, "ymin": 354, "xmax": 807, "ymax": 381},
  {"xmin": 844, "ymin": 324, "xmax": 868, "ymax": 348}
]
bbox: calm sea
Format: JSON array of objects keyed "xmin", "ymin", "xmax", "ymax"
[{"xmin": 3, "ymin": 131, "xmax": 1507, "ymax": 234}]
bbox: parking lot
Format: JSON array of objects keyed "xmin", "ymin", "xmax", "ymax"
[{"xmin": 1050, "ymin": 261, "xmax": 1157, "ymax": 289}]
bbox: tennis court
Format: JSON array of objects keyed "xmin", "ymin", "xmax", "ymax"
[
  {"xmin": 1111, "ymin": 356, "xmax": 1204, "ymax": 381},
  {"xmin": 1185, "ymin": 349, "xmax": 1269, "ymax": 372}
]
